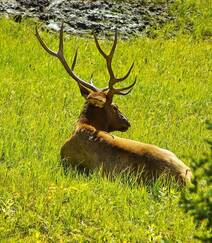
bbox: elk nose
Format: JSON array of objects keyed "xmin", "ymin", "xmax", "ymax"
[
  {"xmin": 125, "ymin": 120, "xmax": 130, "ymax": 128},
  {"xmin": 121, "ymin": 114, "xmax": 130, "ymax": 126},
  {"xmin": 122, "ymin": 119, "xmax": 131, "ymax": 131}
]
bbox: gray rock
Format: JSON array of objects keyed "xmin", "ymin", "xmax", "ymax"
[{"xmin": 0, "ymin": 0, "xmax": 174, "ymax": 38}]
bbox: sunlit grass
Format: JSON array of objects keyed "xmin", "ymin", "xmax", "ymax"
[{"xmin": 0, "ymin": 16, "xmax": 211, "ymax": 241}]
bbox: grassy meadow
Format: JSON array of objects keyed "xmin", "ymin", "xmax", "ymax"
[{"xmin": 0, "ymin": 2, "xmax": 211, "ymax": 241}]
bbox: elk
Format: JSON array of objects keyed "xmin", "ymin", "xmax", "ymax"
[{"xmin": 35, "ymin": 23, "xmax": 192, "ymax": 184}]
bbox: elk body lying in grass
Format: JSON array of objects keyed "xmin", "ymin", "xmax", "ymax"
[{"xmin": 36, "ymin": 23, "xmax": 192, "ymax": 184}]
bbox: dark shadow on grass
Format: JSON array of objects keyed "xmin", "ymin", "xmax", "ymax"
[{"xmin": 60, "ymin": 159, "xmax": 182, "ymax": 198}]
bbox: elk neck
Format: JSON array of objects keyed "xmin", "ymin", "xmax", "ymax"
[{"xmin": 76, "ymin": 102, "xmax": 109, "ymax": 132}]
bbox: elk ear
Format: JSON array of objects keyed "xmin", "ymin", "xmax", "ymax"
[{"xmin": 78, "ymin": 85, "xmax": 91, "ymax": 99}]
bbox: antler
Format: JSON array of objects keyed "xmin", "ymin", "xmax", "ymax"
[
  {"xmin": 36, "ymin": 22, "xmax": 136, "ymax": 103},
  {"xmin": 94, "ymin": 30, "xmax": 136, "ymax": 102},
  {"xmin": 35, "ymin": 22, "xmax": 99, "ymax": 92}
]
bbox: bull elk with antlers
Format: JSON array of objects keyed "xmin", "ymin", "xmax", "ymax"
[{"xmin": 35, "ymin": 23, "xmax": 192, "ymax": 184}]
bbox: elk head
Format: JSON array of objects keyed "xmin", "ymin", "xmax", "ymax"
[{"xmin": 35, "ymin": 23, "xmax": 136, "ymax": 132}]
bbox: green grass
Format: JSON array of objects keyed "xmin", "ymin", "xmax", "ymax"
[{"xmin": 0, "ymin": 6, "xmax": 211, "ymax": 241}]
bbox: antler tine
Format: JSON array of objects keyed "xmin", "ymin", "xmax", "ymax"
[
  {"xmin": 108, "ymin": 77, "xmax": 137, "ymax": 97},
  {"xmin": 71, "ymin": 48, "xmax": 78, "ymax": 71},
  {"xmin": 115, "ymin": 62, "xmax": 134, "ymax": 82},
  {"xmin": 93, "ymin": 29, "xmax": 135, "ymax": 101},
  {"xmin": 108, "ymin": 29, "xmax": 118, "ymax": 84},
  {"xmin": 93, "ymin": 33, "xmax": 107, "ymax": 59},
  {"xmin": 116, "ymin": 87, "xmax": 134, "ymax": 96},
  {"xmin": 94, "ymin": 31, "xmax": 116, "ymax": 81},
  {"xmin": 89, "ymin": 72, "xmax": 94, "ymax": 85},
  {"xmin": 115, "ymin": 78, "xmax": 137, "ymax": 92},
  {"xmin": 35, "ymin": 23, "xmax": 98, "ymax": 92},
  {"xmin": 58, "ymin": 21, "xmax": 64, "ymax": 56},
  {"xmin": 35, "ymin": 26, "xmax": 57, "ymax": 57},
  {"xmin": 109, "ymin": 29, "xmax": 117, "ymax": 58}
]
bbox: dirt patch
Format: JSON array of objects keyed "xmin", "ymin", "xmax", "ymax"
[{"xmin": 0, "ymin": 0, "xmax": 174, "ymax": 37}]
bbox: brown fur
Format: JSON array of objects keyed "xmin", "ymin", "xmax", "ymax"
[{"xmin": 61, "ymin": 100, "xmax": 192, "ymax": 184}]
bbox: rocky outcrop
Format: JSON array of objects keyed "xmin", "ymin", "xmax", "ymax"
[{"xmin": 0, "ymin": 0, "xmax": 173, "ymax": 37}]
